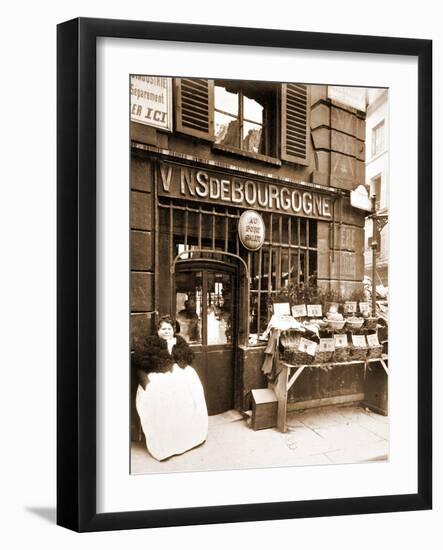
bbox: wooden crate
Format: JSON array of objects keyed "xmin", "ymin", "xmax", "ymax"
[
  {"xmin": 251, "ymin": 388, "xmax": 278, "ymax": 430},
  {"xmin": 363, "ymin": 362, "xmax": 388, "ymax": 416}
]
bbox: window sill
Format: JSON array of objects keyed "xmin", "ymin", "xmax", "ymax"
[{"xmin": 212, "ymin": 143, "xmax": 282, "ymax": 167}]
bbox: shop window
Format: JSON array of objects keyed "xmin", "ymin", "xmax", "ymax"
[
  {"xmin": 371, "ymin": 120, "xmax": 385, "ymax": 157},
  {"xmin": 249, "ymin": 215, "xmax": 318, "ymax": 337}
]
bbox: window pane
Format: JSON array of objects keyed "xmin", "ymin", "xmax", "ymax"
[
  {"xmin": 242, "ymin": 121, "xmax": 263, "ymax": 153},
  {"xmin": 372, "ymin": 121, "xmax": 385, "ymax": 157},
  {"xmin": 175, "ymin": 272, "xmax": 202, "ymax": 344},
  {"xmin": 214, "ymin": 86, "xmax": 239, "ymax": 116},
  {"xmin": 309, "ymin": 220, "xmax": 317, "ymax": 247},
  {"xmin": 207, "ymin": 272, "xmax": 232, "ymax": 345},
  {"xmin": 215, "ymin": 111, "xmax": 240, "ymax": 147},
  {"xmin": 243, "ymin": 95, "xmax": 263, "ymax": 124}
]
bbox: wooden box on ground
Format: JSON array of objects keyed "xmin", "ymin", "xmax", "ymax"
[
  {"xmin": 251, "ymin": 388, "xmax": 278, "ymax": 430},
  {"xmin": 363, "ymin": 362, "xmax": 388, "ymax": 416}
]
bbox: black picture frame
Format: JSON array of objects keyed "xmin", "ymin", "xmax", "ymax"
[{"xmin": 57, "ymin": 17, "xmax": 432, "ymax": 532}]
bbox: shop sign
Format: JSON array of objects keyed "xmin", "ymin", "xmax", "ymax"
[
  {"xmin": 158, "ymin": 163, "xmax": 333, "ymax": 220},
  {"xmin": 350, "ymin": 185, "xmax": 372, "ymax": 212},
  {"xmin": 307, "ymin": 304, "xmax": 322, "ymax": 317},
  {"xmin": 130, "ymin": 76, "xmax": 172, "ymax": 131},
  {"xmin": 238, "ymin": 210, "xmax": 265, "ymax": 251}
]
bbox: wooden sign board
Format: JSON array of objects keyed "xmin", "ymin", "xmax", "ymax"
[
  {"xmin": 352, "ymin": 335, "xmax": 367, "ymax": 348},
  {"xmin": 319, "ymin": 338, "xmax": 335, "ymax": 352},
  {"xmin": 298, "ymin": 337, "xmax": 318, "ymax": 356},
  {"xmin": 367, "ymin": 333, "xmax": 380, "ymax": 347},
  {"xmin": 292, "ymin": 304, "xmax": 307, "ymax": 318},
  {"xmin": 307, "ymin": 304, "xmax": 322, "ymax": 317},
  {"xmin": 344, "ymin": 301, "xmax": 357, "ymax": 314},
  {"xmin": 334, "ymin": 334, "xmax": 348, "ymax": 348}
]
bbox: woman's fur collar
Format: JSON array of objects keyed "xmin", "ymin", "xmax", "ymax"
[{"xmin": 132, "ymin": 334, "xmax": 194, "ymax": 374}]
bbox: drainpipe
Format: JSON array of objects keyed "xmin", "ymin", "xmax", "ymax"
[{"xmin": 371, "ymin": 193, "xmax": 377, "ymax": 315}]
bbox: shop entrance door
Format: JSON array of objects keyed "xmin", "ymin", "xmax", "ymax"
[{"xmin": 175, "ymin": 263, "xmax": 237, "ymax": 415}]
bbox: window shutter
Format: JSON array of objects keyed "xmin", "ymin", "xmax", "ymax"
[
  {"xmin": 281, "ymin": 83, "xmax": 310, "ymax": 165},
  {"xmin": 175, "ymin": 78, "xmax": 214, "ymax": 140}
]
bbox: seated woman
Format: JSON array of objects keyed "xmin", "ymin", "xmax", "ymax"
[{"xmin": 132, "ymin": 316, "xmax": 208, "ymax": 461}]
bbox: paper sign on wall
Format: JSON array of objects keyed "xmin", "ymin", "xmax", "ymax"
[
  {"xmin": 334, "ymin": 334, "xmax": 348, "ymax": 348},
  {"xmin": 344, "ymin": 301, "xmax": 357, "ymax": 314},
  {"xmin": 298, "ymin": 337, "xmax": 317, "ymax": 356},
  {"xmin": 367, "ymin": 333, "xmax": 380, "ymax": 347},
  {"xmin": 319, "ymin": 338, "xmax": 335, "ymax": 352},
  {"xmin": 130, "ymin": 76, "xmax": 173, "ymax": 131},
  {"xmin": 307, "ymin": 304, "xmax": 322, "ymax": 317},
  {"xmin": 352, "ymin": 335, "xmax": 367, "ymax": 347},
  {"xmin": 292, "ymin": 304, "xmax": 307, "ymax": 318}
]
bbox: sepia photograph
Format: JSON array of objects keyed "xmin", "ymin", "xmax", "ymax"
[{"xmin": 129, "ymin": 75, "xmax": 390, "ymax": 474}]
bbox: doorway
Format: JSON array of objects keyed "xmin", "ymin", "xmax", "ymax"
[{"xmin": 175, "ymin": 262, "xmax": 238, "ymax": 415}]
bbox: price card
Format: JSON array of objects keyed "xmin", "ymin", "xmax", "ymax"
[
  {"xmin": 367, "ymin": 333, "xmax": 380, "ymax": 347},
  {"xmin": 319, "ymin": 338, "xmax": 335, "ymax": 352},
  {"xmin": 273, "ymin": 302, "xmax": 290, "ymax": 316},
  {"xmin": 292, "ymin": 304, "xmax": 307, "ymax": 318},
  {"xmin": 344, "ymin": 301, "xmax": 357, "ymax": 314},
  {"xmin": 298, "ymin": 337, "xmax": 318, "ymax": 356},
  {"xmin": 334, "ymin": 334, "xmax": 348, "ymax": 348},
  {"xmin": 359, "ymin": 302, "xmax": 371, "ymax": 314},
  {"xmin": 307, "ymin": 304, "xmax": 322, "ymax": 317},
  {"xmin": 352, "ymin": 335, "xmax": 367, "ymax": 348}
]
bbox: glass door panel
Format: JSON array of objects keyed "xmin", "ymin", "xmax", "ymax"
[
  {"xmin": 206, "ymin": 272, "xmax": 233, "ymax": 345},
  {"xmin": 175, "ymin": 271, "xmax": 203, "ymax": 344}
]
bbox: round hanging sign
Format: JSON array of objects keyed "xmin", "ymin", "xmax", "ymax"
[{"xmin": 238, "ymin": 210, "xmax": 265, "ymax": 251}]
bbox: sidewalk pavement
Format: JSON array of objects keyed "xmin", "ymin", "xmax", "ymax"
[{"xmin": 131, "ymin": 404, "xmax": 388, "ymax": 474}]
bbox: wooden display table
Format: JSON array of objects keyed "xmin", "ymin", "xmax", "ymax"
[{"xmin": 269, "ymin": 355, "xmax": 388, "ymax": 432}]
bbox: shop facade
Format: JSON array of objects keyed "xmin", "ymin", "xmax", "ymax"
[{"xmin": 130, "ymin": 78, "xmax": 367, "ymax": 433}]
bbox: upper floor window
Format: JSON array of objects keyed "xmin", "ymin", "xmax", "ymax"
[
  {"xmin": 371, "ymin": 120, "xmax": 385, "ymax": 157},
  {"xmin": 175, "ymin": 78, "xmax": 309, "ymax": 165},
  {"xmin": 214, "ymin": 84, "xmax": 267, "ymax": 155}
]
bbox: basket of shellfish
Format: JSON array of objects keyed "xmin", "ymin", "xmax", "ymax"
[
  {"xmin": 364, "ymin": 317, "xmax": 379, "ymax": 330},
  {"xmin": 332, "ymin": 346, "xmax": 350, "ymax": 363},
  {"xmin": 314, "ymin": 350, "xmax": 334, "ymax": 364},
  {"xmin": 367, "ymin": 345, "xmax": 383, "ymax": 359},
  {"xmin": 345, "ymin": 317, "xmax": 365, "ymax": 331},
  {"xmin": 349, "ymin": 345, "xmax": 368, "ymax": 361},
  {"xmin": 282, "ymin": 348, "xmax": 314, "ymax": 365}
]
